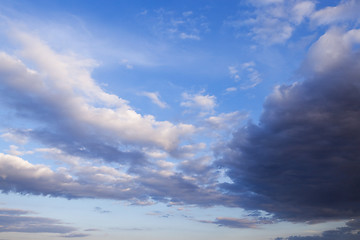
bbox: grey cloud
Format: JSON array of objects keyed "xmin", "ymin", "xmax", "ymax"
[
  {"xmin": 0, "ymin": 153, "xmax": 227, "ymax": 207},
  {"xmin": 199, "ymin": 217, "xmax": 261, "ymax": 229},
  {"xmin": 0, "ymin": 208, "xmax": 33, "ymax": 216},
  {"xmin": 276, "ymin": 219, "xmax": 360, "ymax": 240},
  {"xmin": 94, "ymin": 207, "xmax": 111, "ymax": 214},
  {"xmin": 219, "ymin": 29, "xmax": 360, "ymax": 222},
  {"xmin": 0, "ymin": 208, "xmax": 76, "ymax": 234}
]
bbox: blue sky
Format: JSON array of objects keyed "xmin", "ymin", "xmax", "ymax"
[{"xmin": 1, "ymin": 0, "xmax": 360, "ymax": 239}]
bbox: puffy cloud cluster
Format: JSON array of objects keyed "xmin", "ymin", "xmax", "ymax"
[
  {"xmin": 0, "ymin": 151, "xmax": 227, "ymax": 206},
  {"xmin": 219, "ymin": 28, "xmax": 360, "ymax": 222},
  {"xmin": 0, "ymin": 29, "xmax": 229, "ymax": 208},
  {"xmin": 0, "ymin": 31, "xmax": 195, "ymax": 164}
]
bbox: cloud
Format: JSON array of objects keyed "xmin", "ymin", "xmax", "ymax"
[
  {"xmin": 225, "ymin": 87, "xmax": 237, "ymax": 92},
  {"xmin": 0, "ymin": 152, "xmax": 137, "ymax": 199},
  {"xmin": 179, "ymin": 33, "xmax": 200, "ymax": 40},
  {"xmin": 140, "ymin": 91, "xmax": 168, "ymax": 108},
  {"xmin": 219, "ymin": 28, "xmax": 360, "ymax": 222},
  {"xmin": 227, "ymin": 0, "xmax": 315, "ymax": 44},
  {"xmin": 119, "ymin": 59, "xmax": 134, "ymax": 69},
  {"xmin": 0, "ymin": 152, "xmax": 228, "ymax": 207},
  {"xmin": 276, "ymin": 219, "xmax": 360, "ymax": 240},
  {"xmin": 94, "ymin": 207, "xmax": 111, "ymax": 214},
  {"xmin": 181, "ymin": 92, "xmax": 216, "ymax": 115},
  {"xmin": 1, "ymin": 130, "xmax": 30, "ymax": 145},
  {"xmin": 0, "ymin": 208, "xmax": 77, "ymax": 234},
  {"xmin": 311, "ymin": 0, "xmax": 360, "ymax": 26},
  {"xmin": 199, "ymin": 217, "xmax": 261, "ymax": 229},
  {"xmin": 228, "ymin": 62, "xmax": 262, "ymax": 90},
  {"xmin": 145, "ymin": 9, "xmax": 208, "ymax": 41},
  {"xmin": 302, "ymin": 28, "xmax": 360, "ymax": 74},
  {"xmin": 205, "ymin": 111, "xmax": 248, "ymax": 130},
  {"xmin": 61, "ymin": 233, "xmax": 89, "ymax": 238},
  {"xmin": 0, "ymin": 30, "xmax": 195, "ymax": 161}
]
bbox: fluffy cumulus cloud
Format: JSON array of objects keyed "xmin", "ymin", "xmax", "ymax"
[
  {"xmin": 0, "ymin": 29, "xmax": 229, "ymax": 207},
  {"xmin": 0, "ymin": 30, "xmax": 195, "ymax": 162},
  {"xmin": 219, "ymin": 28, "xmax": 360, "ymax": 222}
]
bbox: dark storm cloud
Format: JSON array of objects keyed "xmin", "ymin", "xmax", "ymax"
[
  {"xmin": 276, "ymin": 219, "xmax": 360, "ymax": 240},
  {"xmin": 0, "ymin": 208, "xmax": 77, "ymax": 233},
  {"xmin": 219, "ymin": 29, "xmax": 360, "ymax": 222}
]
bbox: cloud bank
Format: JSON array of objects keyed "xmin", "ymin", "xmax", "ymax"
[{"xmin": 219, "ymin": 27, "xmax": 360, "ymax": 222}]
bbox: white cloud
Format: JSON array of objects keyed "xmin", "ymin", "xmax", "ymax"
[
  {"xmin": 181, "ymin": 92, "xmax": 216, "ymax": 115},
  {"xmin": 140, "ymin": 91, "xmax": 168, "ymax": 108},
  {"xmin": 180, "ymin": 32, "xmax": 200, "ymax": 40},
  {"xmin": 1, "ymin": 130, "xmax": 30, "ymax": 145},
  {"xmin": 226, "ymin": 87, "xmax": 237, "ymax": 92},
  {"xmin": 228, "ymin": 62, "xmax": 262, "ymax": 89},
  {"xmin": 229, "ymin": 0, "xmax": 315, "ymax": 44},
  {"xmin": 149, "ymin": 9, "xmax": 208, "ymax": 41},
  {"xmin": 303, "ymin": 28, "xmax": 360, "ymax": 74},
  {"xmin": 5, "ymin": 145, "xmax": 33, "ymax": 156},
  {"xmin": 0, "ymin": 31, "xmax": 195, "ymax": 152},
  {"xmin": 205, "ymin": 111, "xmax": 247, "ymax": 130},
  {"xmin": 228, "ymin": 66, "xmax": 240, "ymax": 80},
  {"xmin": 311, "ymin": 0, "xmax": 360, "ymax": 26},
  {"xmin": 291, "ymin": 1, "xmax": 315, "ymax": 24},
  {"xmin": 120, "ymin": 59, "xmax": 133, "ymax": 69}
]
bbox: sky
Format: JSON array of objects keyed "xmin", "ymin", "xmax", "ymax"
[{"xmin": 0, "ymin": 0, "xmax": 360, "ymax": 239}]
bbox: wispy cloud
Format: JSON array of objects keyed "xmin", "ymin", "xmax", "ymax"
[
  {"xmin": 310, "ymin": 0, "xmax": 360, "ymax": 26},
  {"xmin": 199, "ymin": 217, "xmax": 263, "ymax": 229},
  {"xmin": 143, "ymin": 8, "xmax": 208, "ymax": 41},
  {"xmin": 140, "ymin": 91, "xmax": 168, "ymax": 108},
  {"xmin": 0, "ymin": 208, "xmax": 77, "ymax": 234},
  {"xmin": 226, "ymin": 0, "xmax": 315, "ymax": 44},
  {"xmin": 228, "ymin": 62, "xmax": 262, "ymax": 89}
]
